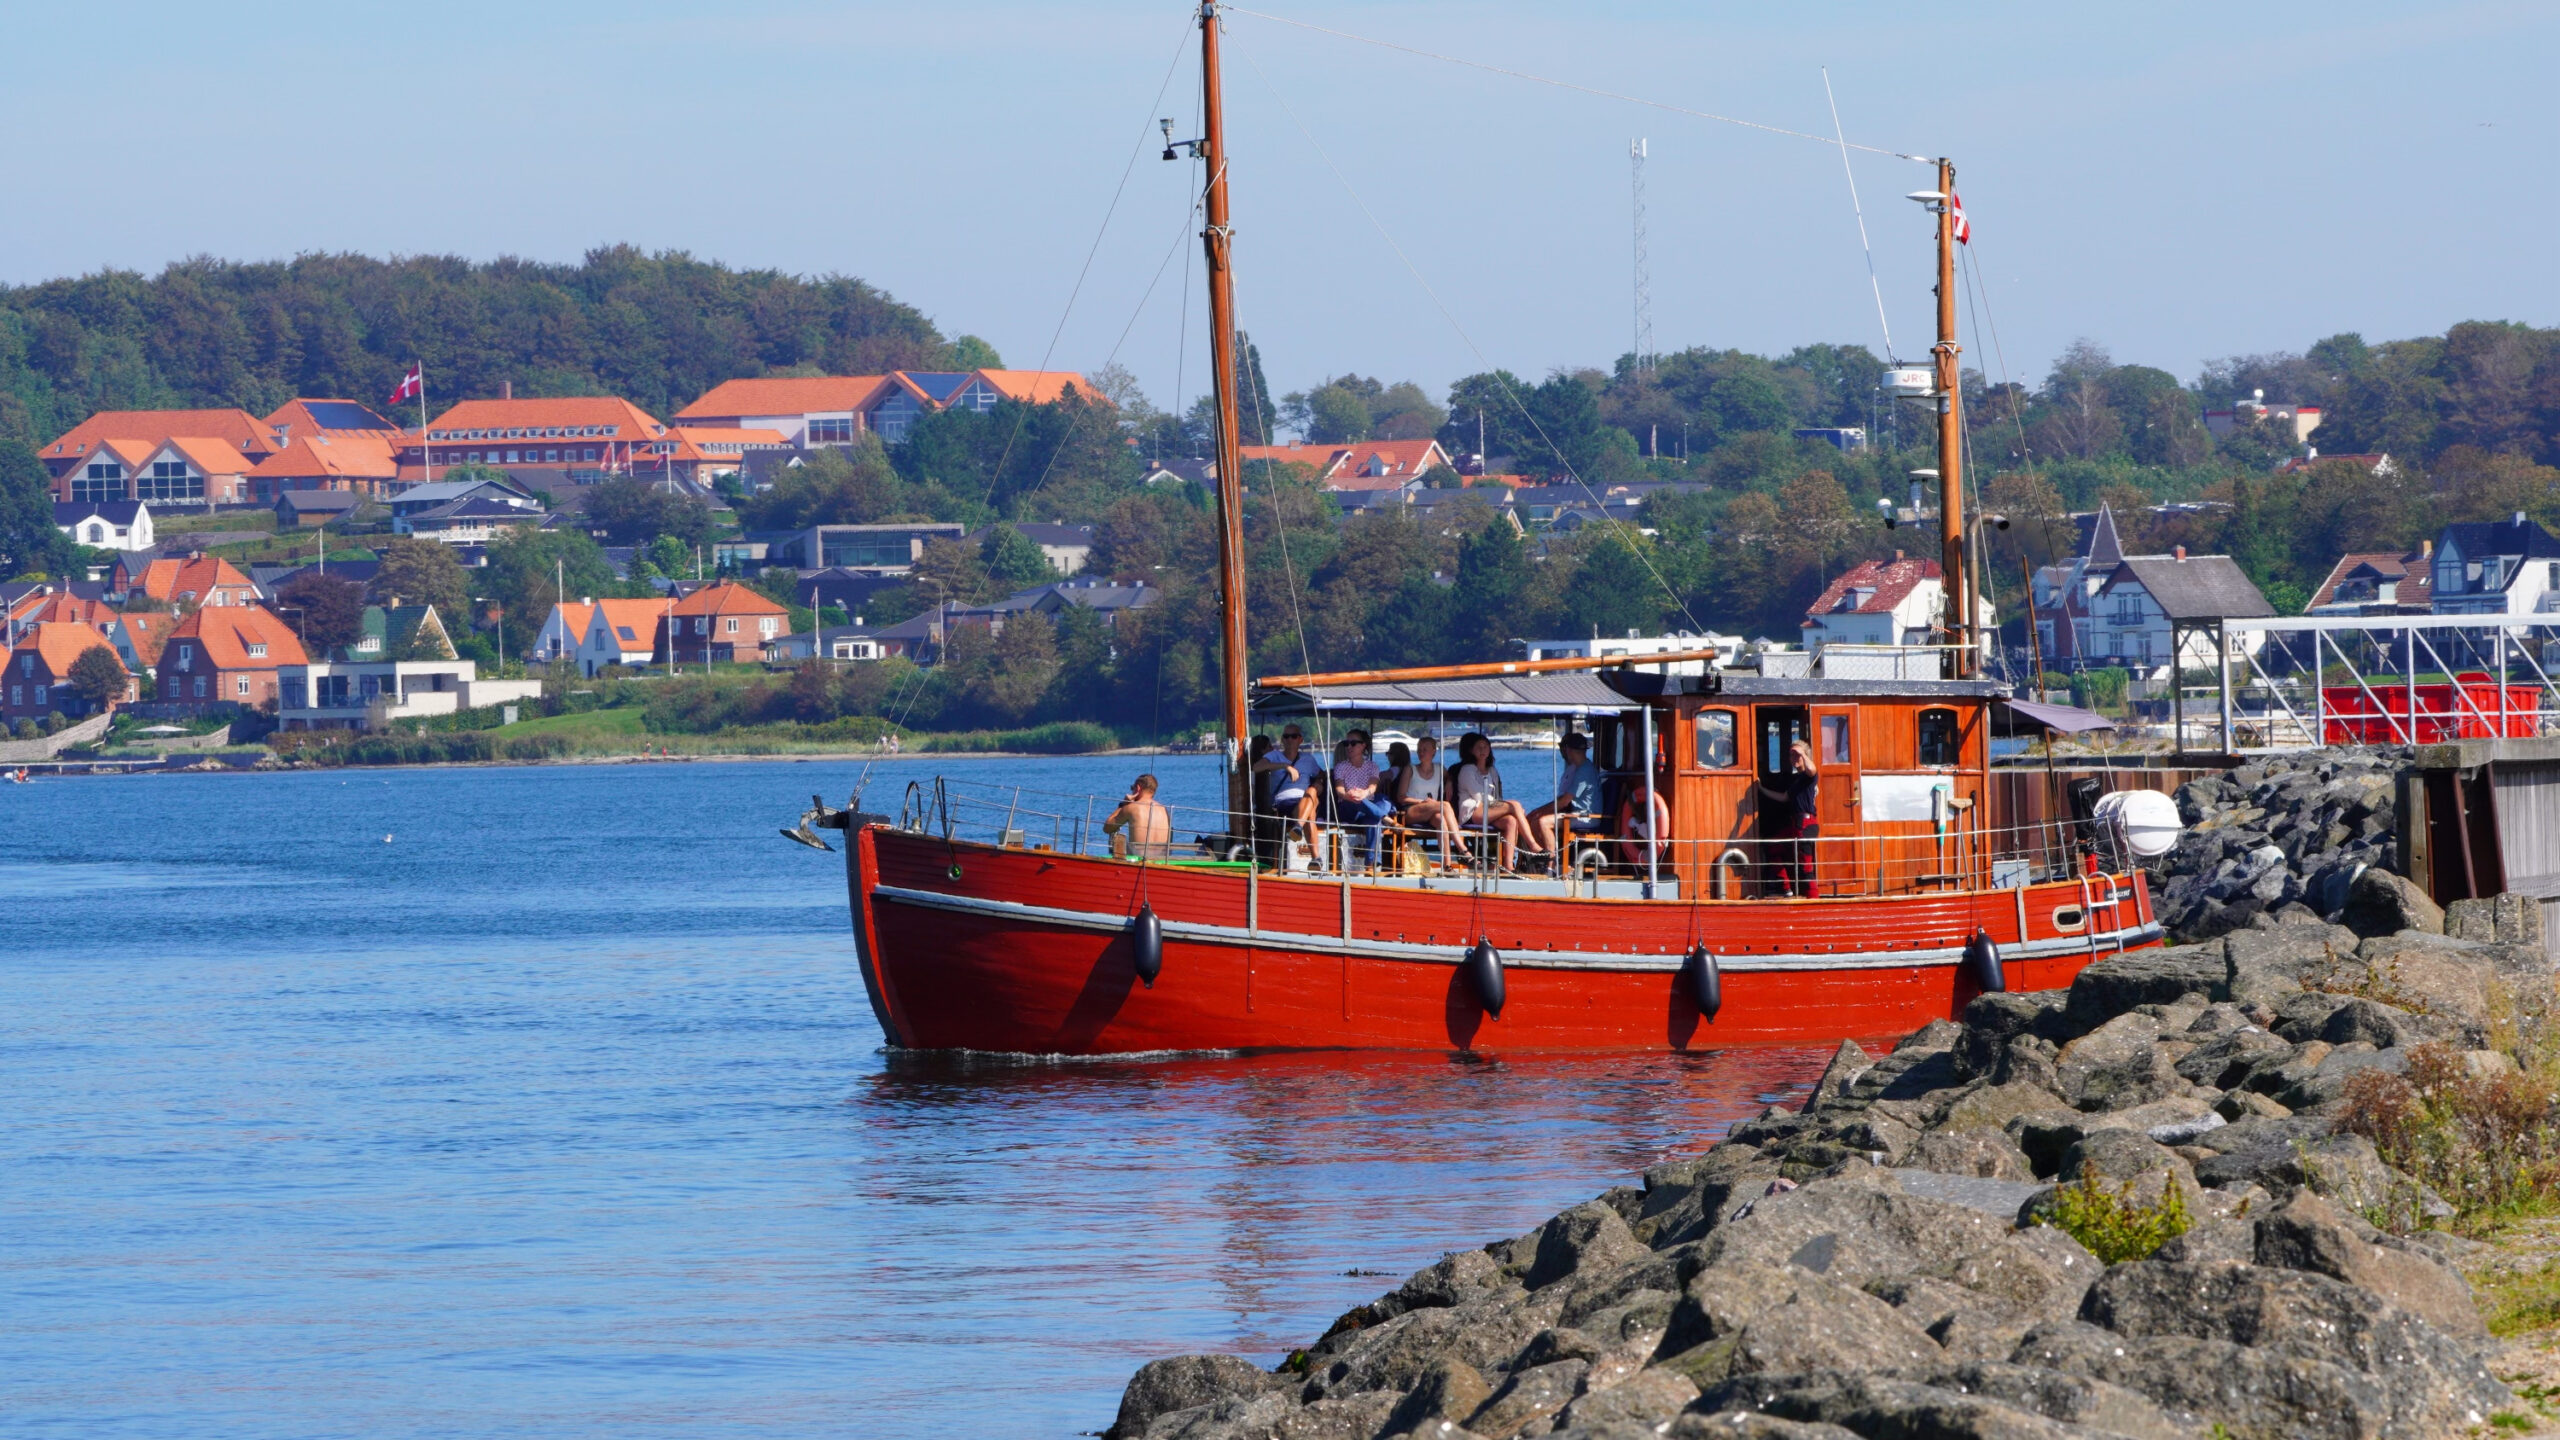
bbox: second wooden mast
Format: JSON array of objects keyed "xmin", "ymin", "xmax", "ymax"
[
  {"xmin": 1197, "ymin": 1, "xmax": 1253, "ymax": 826},
  {"xmin": 1931, "ymin": 157, "xmax": 1972, "ymax": 678}
]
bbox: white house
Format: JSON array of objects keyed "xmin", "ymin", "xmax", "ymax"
[
  {"xmin": 54, "ymin": 500, "xmax": 153, "ymax": 551},
  {"xmin": 965, "ymin": 522, "xmax": 1095, "ymax": 576},
  {"xmin": 2427, "ymin": 515, "xmax": 2560, "ymax": 618},
  {"xmin": 1800, "ymin": 554, "xmax": 1992, "ymax": 654},
  {"xmin": 2086, "ymin": 548, "xmax": 2273, "ymax": 668},
  {"xmin": 575, "ymin": 598, "xmax": 668, "ymax": 675},
  {"xmin": 276, "ymin": 657, "xmax": 541, "ymax": 731},
  {"xmin": 767, "ymin": 624, "xmax": 885, "ymax": 663}
]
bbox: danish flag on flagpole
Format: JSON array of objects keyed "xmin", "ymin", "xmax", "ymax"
[
  {"xmin": 1949, "ymin": 193, "xmax": 1970, "ymax": 245},
  {"xmin": 388, "ymin": 364, "xmax": 423, "ymax": 406}
]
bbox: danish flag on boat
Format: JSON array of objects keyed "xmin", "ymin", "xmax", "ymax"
[{"xmin": 1950, "ymin": 192, "xmax": 1970, "ymax": 244}]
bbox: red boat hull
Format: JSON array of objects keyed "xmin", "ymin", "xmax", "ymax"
[{"xmin": 845, "ymin": 826, "xmax": 2160, "ymax": 1054}]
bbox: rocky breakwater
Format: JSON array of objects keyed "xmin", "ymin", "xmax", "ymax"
[
  {"xmin": 1107, "ymin": 895, "xmax": 2556, "ymax": 1440},
  {"xmin": 2151, "ymin": 746, "xmax": 2410, "ymax": 941}
]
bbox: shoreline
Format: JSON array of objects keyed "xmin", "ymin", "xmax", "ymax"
[{"xmin": 16, "ymin": 744, "xmax": 1200, "ymax": 778}]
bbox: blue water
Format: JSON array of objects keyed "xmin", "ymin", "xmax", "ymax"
[{"xmin": 0, "ymin": 755, "xmax": 1823, "ymax": 1439}]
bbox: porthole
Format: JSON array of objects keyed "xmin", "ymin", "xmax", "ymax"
[{"xmin": 2051, "ymin": 905, "xmax": 2086, "ymax": 933}]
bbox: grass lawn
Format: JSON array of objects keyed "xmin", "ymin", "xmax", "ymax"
[{"xmin": 504, "ymin": 707, "xmax": 649, "ymax": 739}]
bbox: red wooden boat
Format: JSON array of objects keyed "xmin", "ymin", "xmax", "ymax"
[
  {"xmin": 791, "ymin": 5, "xmax": 2167, "ymax": 1054},
  {"xmin": 815, "ymin": 664, "xmax": 2163, "ymax": 1055}
]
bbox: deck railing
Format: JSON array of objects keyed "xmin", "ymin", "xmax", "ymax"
[{"xmin": 867, "ymin": 774, "xmax": 2145, "ymax": 902}]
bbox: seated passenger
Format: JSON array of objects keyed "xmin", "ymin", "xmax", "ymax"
[
  {"xmin": 1453, "ymin": 732, "xmax": 1546, "ymax": 873},
  {"xmin": 1331, "ymin": 730, "xmax": 1393, "ymax": 868},
  {"xmin": 1530, "ymin": 733, "xmax": 1610, "ymax": 858},
  {"xmin": 1396, "ymin": 735, "xmax": 1466, "ymax": 869},
  {"xmin": 1255, "ymin": 725, "xmax": 1325, "ymax": 856}
]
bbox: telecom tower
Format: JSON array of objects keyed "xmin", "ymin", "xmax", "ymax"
[{"xmin": 1630, "ymin": 138, "xmax": 1653, "ymax": 376}]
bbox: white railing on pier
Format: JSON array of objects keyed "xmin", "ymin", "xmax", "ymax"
[{"xmin": 2158, "ymin": 613, "xmax": 2560, "ymax": 755}]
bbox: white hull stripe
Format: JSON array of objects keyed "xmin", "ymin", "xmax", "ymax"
[{"xmin": 869, "ymin": 884, "xmax": 2159, "ymax": 973}]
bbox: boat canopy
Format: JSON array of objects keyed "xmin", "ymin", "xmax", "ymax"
[
  {"xmin": 1991, "ymin": 697, "xmax": 2119, "ymax": 737},
  {"xmin": 1251, "ymin": 670, "xmax": 1630, "ymax": 720}
]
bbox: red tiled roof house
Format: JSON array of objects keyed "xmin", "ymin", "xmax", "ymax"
[
  {"xmin": 159, "ymin": 606, "xmax": 310, "ymax": 708},
  {"xmin": 655, "ymin": 582, "xmax": 790, "ymax": 666},
  {"xmin": 3, "ymin": 621, "xmax": 133, "ymax": 723}
]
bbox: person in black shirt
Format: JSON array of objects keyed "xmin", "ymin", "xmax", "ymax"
[{"xmin": 1756, "ymin": 739, "xmax": 1820, "ymax": 897}]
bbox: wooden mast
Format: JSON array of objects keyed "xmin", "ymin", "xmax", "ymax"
[
  {"xmin": 1933, "ymin": 157, "xmax": 1971, "ymax": 678},
  {"xmin": 1199, "ymin": 1, "xmax": 1253, "ymax": 827}
]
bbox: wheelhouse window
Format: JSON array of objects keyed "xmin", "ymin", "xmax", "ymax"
[
  {"xmin": 1917, "ymin": 708, "xmax": 1958, "ymax": 767},
  {"xmin": 1694, "ymin": 709, "xmax": 1737, "ymax": 768}
]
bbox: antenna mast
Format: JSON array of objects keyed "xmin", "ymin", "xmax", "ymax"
[
  {"xmin": 1197, "ymin": 1, "xmax": 1253, "ymax": 831},
  {"xmin": 1630, "ymin": 138, "xmax": 1653, "ymax": 375}
]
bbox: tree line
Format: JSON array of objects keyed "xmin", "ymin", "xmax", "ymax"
[{"xmin": 4, "ymin": 247, "xmax": 2556, "ymax": 730}]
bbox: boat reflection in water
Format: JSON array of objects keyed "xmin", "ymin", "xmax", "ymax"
[{"xmin": 845, "ymin": 1043, "xmax": 1831, "ymax": 1363}]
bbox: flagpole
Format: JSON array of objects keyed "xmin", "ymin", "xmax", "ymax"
[{"xmin": 419, "ymin": 364, "xmax": 432, "ymax": 485}]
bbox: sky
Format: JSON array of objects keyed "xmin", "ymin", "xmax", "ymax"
[{"xmin": 3, "ymin": 1, "xmax": 2555, "ymax": 416}]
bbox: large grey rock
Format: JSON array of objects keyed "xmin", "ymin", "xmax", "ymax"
[
  {"xmin": 2252, "ymin": 1189, "xmax": 2484, "ymax": 1339},
  {"xmin": 2339, "ymin": 867, "xmax": 2443, "ymax": 938},
  {"xmin": 1463, "ymin": 1357, "xmax": 1586, "ymax": 1438},
  {"xmin": 1378, "ymin": 1358, "xmax": 1491, "ymax": 1437},
  {"xmin": 2173, "ymin": 1023, "xmax": 2290, "ymax": 1088},
  {"xmin": 2317, "ymin": 996, "xmax": 2428, "ymax": 1049},
  {"xmin": 1663, "ymin": 1413, "xmax": 1862, "ymax": 1439},
  {"xmin": 1693, "ymin": 1369, "xmax": 2169, "ymax": 1440},
  {"xmin": 2062, "ymin": 945, "xmax": 2227, "ymax": 1031},
  {"xmin": 1148, "ymin": 1388, "xmax": 1401, "ymax": 1440},
  {"xmin": 1636, "ymin": 1146, "xmax": 1782, "ymax": 1249},
  {"xmin": 2052, "ymin": 1129, "xmax": 2199, "ymax": 1201},
  {"xmin": 1527, "ymin": 1201, "xmax": 1649, "ymax": 1290},
  {"xmin": 1897, "ymin": 1127, "xmax": 2034, "ymax": 1182},
  {"xmin": 2012, "ymin": 1320, "xmax": 2392, "ymax": 1440},
  {"xmin": 1715, "ymin": 1277, "xmax": 1940, "ymax": 1380},
  {"xmin": 1393, "ymin": 1250, "xmax": 1507, "ymax": 1312},
  {"xmin": 1112, "ymin": 1354, "xmax": 1278, "ymax": 1439},
  {"xmin": 2274, "ymin": 1043, "xmax": 2407, "ymax": 1112},
  {"xmin": 1953, "ymin": 993, "xmax": 2065, "ymax": 1079},
  {"xmin": 2051, "ymin": 1013, "xmax": 2181, "ymax": 1112},
  {"xmin": 1936, "ymin": 1079, "xmax": 2072, "ymax": 1135},
  {"xmin": 1805, "ymin": 1039, "xmax": 1872, "ymax": 1111},
  {"xmin": 2222, "ymin": 925, "xmax": 2358, "ymax": 1007},
  {"xmin": 1546, "ymin": 1367, "xmax": 1699, "ymax": 1434},
  {"xmin": 2447, "ymin": 891, "xmax": 2545, "ymax": 946},
  {"xmin": 2078, "ymin": 1259, "xmax": 2510, "ymax": 1434}
]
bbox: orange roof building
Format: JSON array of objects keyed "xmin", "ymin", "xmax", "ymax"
[
  {"xmin": 158, "ymin": 605, "xmax": 308, "ymax": 709},
  {"xmin": 3, "ymin": 620, "xmax": 130, "ymax": 722},
  {"xmin": 658, "ymin": 581, "xmax": 790, "ymax": 666},
  {"xmin": 1239, "ymin": 438, "xmax": 1451, "ymax": 491},
  {"xmin": 263, "ymin": 398, "xmax": 405, "ymax": 441},
  {"xmin": 249, "ymin": 433, "xmax": 403, "ymax": 500},
  {"xmin": 404, "ymin": 396, "xmax": 670, "ymax": 480},
  {"xmin": 139, "ymin": 553, "xmax": 259, "ymax": 611},
  {"xmin": 44, "ymin": 409, "xmax": 283, "ymax": 495},
  {"xmin": 563, "ymin": 597, "xmax": 671, "ymax": 675},
  {"xmin": 111, "ymin": 611, "xmax": 177, "ymax": 673},
  {"xmin": 675, "ymin": 377, "xmax": 889, "ymax": 447}
]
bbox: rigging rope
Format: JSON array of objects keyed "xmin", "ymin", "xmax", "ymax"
[
  {"xmin": 1963, "ymin": 236, "xmax": 2074, "ymax": 655},
  {"xmin": 1821, "ymin": 68, "xmax": 1899, "ymax": 364},
  {"xmin": 1234, "ymin": 37, "xmax": 1710, "ymax": 639},
  {"xmin": 1224, "ymin": 7, "xmax": 1932, "ymax": 163},
  {"xmin": 980, "ymin": 20, "xmax": 1194, "ymax": 509},
  {"xmin": 1009, "ymin": 191, "xmax": 1201, "ymax": 510}
]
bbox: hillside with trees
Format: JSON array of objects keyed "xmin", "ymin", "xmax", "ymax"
[{"xmin": 4, "ymin": 249, "xmax": 2556, "ymax": 738}]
